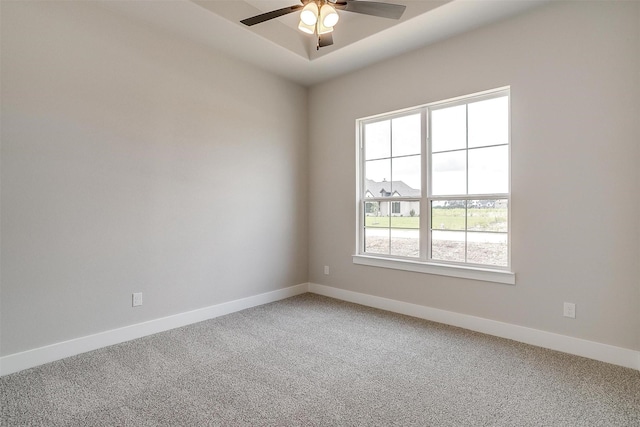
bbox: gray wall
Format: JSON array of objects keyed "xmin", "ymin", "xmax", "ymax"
[
  {"xmin": 2, "ymin": 0, "xmax": 639, "ymax": 360},
  {"xmin": 309, "ymin": 1, "xmax": 640, "ymax": 350},
  {"xmin": 1, "ymin": 1, "xmax": 308, "ymax": 356}
]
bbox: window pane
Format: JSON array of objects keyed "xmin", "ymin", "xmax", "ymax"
[
  {"xmin": 467, "ymin": 232, "xmax": 508, "ymax": 266},
  {"xmin": 364, "ymin": 202, "xmax": 390, "ymax": 226},
  {"xmin": 431, "ymin": 200, "xmax": 465, "ymax": 231},
  {"xmin": 468, "ymin": 96, "xmax": 508, "ymax": 148},
  {"xmin": 364, "ymin": 201, "xmax": 385, "ymax": 219},
  {"xmin": 364, "ymin": 228, "xmax": 390, "ymax": 255},
  {"xmin": 392, "ymin": 155, "xmax": 421, "ymax": 194},
  {"xmin": 365, "ymin": 120, "xmax": 390, "ymax": 160},
  {"xmin": 391, "ymin": 229, "xmax": 419, "ymax": 257},
  {"xmin": 467, "ymin": 200, "xmax": 508, "ymax": 232},
  {"xmin": 389, "ymin": 202, "xmax": 420, "ymax": 225},
  {"xmin": 431, "ymin": 230, "xmax": 465, "ymax": 262},
  {"xmin": 431, "ymin": 105, "xmax": 466, "ymax": 153},
  {"xmin": 468, "ymin": 145, "xmax": 508, "ymax": 194},
  {"xmin": 392, "ymin": 114, "xmax": 421, "ymax": 157},
  {"xmin": 365, "ymin": 159, "xmax": 391, "ymax": 191},
  {"xmin": 432, "ymin": 151, "xmax": 466, "ymax": 195}
]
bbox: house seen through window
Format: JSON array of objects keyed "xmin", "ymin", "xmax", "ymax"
[{"xmin": 357, "ymin": 88, "xmax": 510, "ymax": 269}]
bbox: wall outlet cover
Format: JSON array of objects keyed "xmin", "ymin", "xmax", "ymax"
[
  {"xmin": 563, "ymin": 302, "xmax": 575, "ymax": 318},
  {"xmin": 132, "ymin": 292, "xmax": 143, "ymax": 307}
]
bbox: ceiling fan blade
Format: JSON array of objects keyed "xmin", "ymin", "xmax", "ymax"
[
  {"xmin": 240, "ymin": 5, "xmax": 303, "ymax": 26},
  {"xmin": 318, "ymin": 33, "xmax": 334, "ymax": 48},
  {"xmin": 336, "ymin": 1, "xmax": 406, "ymax": 20}
]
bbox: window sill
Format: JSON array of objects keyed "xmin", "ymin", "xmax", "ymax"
[{"xmin": 352, "ymin": 255, "xmax": 515, "ymax": 285}]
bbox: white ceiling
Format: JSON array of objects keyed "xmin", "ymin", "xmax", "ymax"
[
  {"xmin": 100, "ymin": 0, "xmax": 549, "ymax": 86},
  {"xmin": 195, "ymin": 0, "xmax": 453, "ymax": 60}
]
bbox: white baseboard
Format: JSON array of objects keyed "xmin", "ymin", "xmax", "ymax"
[
  {"xmin": 0, "ymin": 283, "xmax": 309, "ymax": 376},
  {"xmin": 309, "ymin": 283, "xmax": 640, "ymax": 371},
  {"xmin": 4, "ymin": 282, "xmax": 637, "ymax": 376}
]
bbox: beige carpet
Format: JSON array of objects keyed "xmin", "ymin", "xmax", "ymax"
[{"xmin": 2, "ymin": 293, "xmax": 639, "ymax": 426}]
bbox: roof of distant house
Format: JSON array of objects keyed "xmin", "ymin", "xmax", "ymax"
[{"xmin": 365, "ymin": 179, "xmax": 420, "ymax": 197}]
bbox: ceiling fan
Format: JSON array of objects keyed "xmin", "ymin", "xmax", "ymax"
[{"xmin": 240, "ymin": 0, "xmax": 406, "ymax": 50}]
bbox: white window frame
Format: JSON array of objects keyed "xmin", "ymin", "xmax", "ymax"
[{"xmin": 353, "ymin": 87, "xmax": 515, "ymax": 285}]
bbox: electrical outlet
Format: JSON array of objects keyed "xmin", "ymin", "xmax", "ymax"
[
  {"xmin": 132, "ymin": 292, "xmax": 143, "ymax": 307},
  {"xmin": 563, "ymin": 302, "xmax": 575, "ymax": 318},
  {"xmin": 324, "ymin": 266, "xmax": 330, "ymax": 275}
]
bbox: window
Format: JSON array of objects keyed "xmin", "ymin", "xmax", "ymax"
[
  {"xmin": 356, "ymin": 88, "xmax": 513, "ymax": 283},
  {"xmin": 391, "ymin": 202, "xmax": 401, "ymax": 214},
  {"xmin": 361, "ymin": 113, "xmax": 422, "ymax": 258}
]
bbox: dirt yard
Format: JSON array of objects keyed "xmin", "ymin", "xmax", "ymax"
[{"xmin": 365, "ymin": 237, "xmax": 507, "ymax": 266}]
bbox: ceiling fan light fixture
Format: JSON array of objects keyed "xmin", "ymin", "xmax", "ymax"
[
  {"xmin": 320, "ymin": 4, "xmax": 339, "ymax": 27},
  {"xmin": 298, "ymin": 20, "xmax": 315, "ymax": 34},
  {"xmin": 317, "ymin": 21, "xmax": 333, "ymax": 35},
  {"xmin": 242, "ymin": 0, "xmax": 407, "ymax": 50},
  {"xmin": 300, "ymin": 2, "xmax": 319, "ymax": 26}
]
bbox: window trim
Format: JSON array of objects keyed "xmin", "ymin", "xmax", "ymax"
[
  {"xmin": 355, "ymin": 87, "xmax": 514, "ymax": 284},
  {"xmin": 352, "ymin": 254, "xmax": 515, "ymax": 284}
]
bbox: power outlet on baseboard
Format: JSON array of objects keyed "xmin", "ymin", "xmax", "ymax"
[
  {"xmin": 132, "ymin": 292, "xmax": 143, "ymax": 307},
  {"xmin": 563, "ymin": 302, "xmax": 575, "ymax": 318}
]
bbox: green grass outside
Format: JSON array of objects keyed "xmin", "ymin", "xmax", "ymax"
[{"xmin": 366, "ymin": 208, "xmax": 507, "ymax": 231}]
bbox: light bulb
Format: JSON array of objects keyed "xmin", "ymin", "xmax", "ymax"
[
  {"xmin": 300, "ymin": 2, "xmax": 318, "ymax": 26},
  {"xmin": 320, "ymin": 4, "xmax": 339, "ymax": 28}
]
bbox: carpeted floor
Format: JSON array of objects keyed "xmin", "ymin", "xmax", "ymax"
[{"xmin": 2, "ymin": 293, "xmax": 639, "ymax": 426}]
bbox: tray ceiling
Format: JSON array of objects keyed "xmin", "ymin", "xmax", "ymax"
[{"xmin": 99, "ymin": 0, "xmax": 549, "ymax": 86}]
